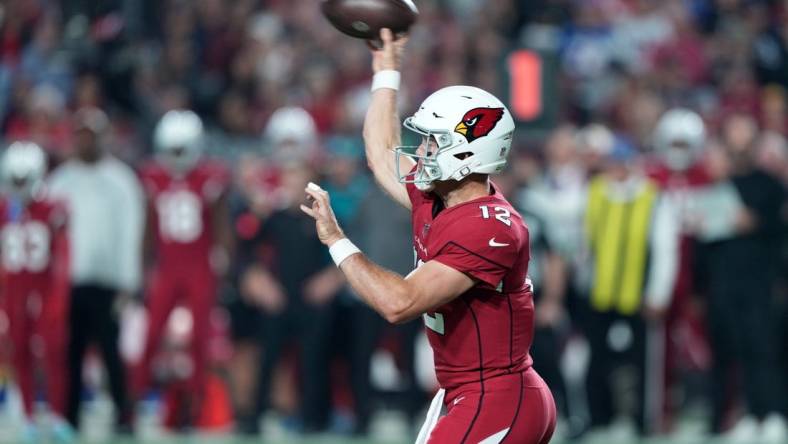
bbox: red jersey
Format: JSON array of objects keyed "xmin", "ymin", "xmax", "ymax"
[
  {"xmin": 645, "ymin": 160, "xmax": 711, "ymax": 297},
  {"xmin": 140, "ymin": 160, "xmax": 230, "ymax": 272},
  {"xmin": 407, "ymin": 181, "xmax": 534, "ymax": 391},
  {"xmin": 0, "ymin": 196, "xmax": 69, "ymax": 295}
]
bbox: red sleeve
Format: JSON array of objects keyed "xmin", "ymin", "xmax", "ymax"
[
  {"xmin": 405, "ymin": 180, "xmax": 427, "ymax": 208},
  {"xmin": 139, "ymin": 164, "xmax": 159, "ymax": 198},
  {"xmin": 431, "ymin": 219, "xmax": 522, "ymax": 289}
]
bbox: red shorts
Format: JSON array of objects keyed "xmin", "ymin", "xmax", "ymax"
[{"xmin": 427, "ymin": 368, "xmax": 556, "ymax": 444}]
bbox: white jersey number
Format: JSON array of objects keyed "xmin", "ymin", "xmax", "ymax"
[
  {"xmin": 157, "ymin": 190, "xmax": 203, "ymax": 243},
  {"xmin": 479, "ymin": 205, "xmax": 512, "ymax": 226},
  {"xmin": 413, "ymin": 256, "xmax": 446, "ymax": 335},
  {"xmin": 423, "ymin": 312, "xmax": 445, "ymax": 335},
  {"xmin": 1, "ymin": 221, "xmax": 51, "ymax": 273}
]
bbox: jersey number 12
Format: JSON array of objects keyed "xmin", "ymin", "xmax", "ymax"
[{"xmin": 480, "ymin": 205, "xmax": 512, "ymax": 226}]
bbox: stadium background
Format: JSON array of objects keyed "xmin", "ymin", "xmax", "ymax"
[{"xmin": 0, "ymin": 0, "xmax": 786, "ymax": 443}]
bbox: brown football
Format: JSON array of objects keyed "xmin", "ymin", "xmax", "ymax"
[{"xmin": 321, "ymin": 0, "xmax": 418, "ymax": 39}]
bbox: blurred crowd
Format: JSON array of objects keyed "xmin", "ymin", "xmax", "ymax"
[{"xmin": 0, "ymin": 0, "xmax": 786, "ymax": 442}]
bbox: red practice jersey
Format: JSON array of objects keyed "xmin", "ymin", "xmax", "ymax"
[
  {"xmin": 407, "ymin": 181, "xmax": 534, "ymax": 392},
  {"xmin": 0, "ymin": 196, "xmax": 69, "ymax": 295},
  {"xmin": 140, "ymin": 160, "xmax": 230, "ymax": 272}
]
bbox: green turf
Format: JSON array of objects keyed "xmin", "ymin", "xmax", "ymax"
[
  {"xmin": 76, "ymin": 437, "xmax": 736, "ymax": 444},
  {"xmin": 100, "ymin": 437, "xmax": 406, "ymax": 444}
]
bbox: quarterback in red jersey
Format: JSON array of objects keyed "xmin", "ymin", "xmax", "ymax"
[
  {"xmin": 0, "ymin": 142, "xmax": 72, "ymax": 440},
  {"xmin": 134, "ymin": 110, "xmax": 232, "ymax": 418},
  {"xmin": 301, "ymin": 30, "xmax": 555, "ymax": 444}
]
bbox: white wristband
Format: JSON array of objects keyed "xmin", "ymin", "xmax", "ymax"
[
  {"xmin": 329, "ymin": 238, "xmax": 361, "ymax": 267},
  {"xmin": 371, "ymin": 70, "xmax": 401, "ymax": 92}
]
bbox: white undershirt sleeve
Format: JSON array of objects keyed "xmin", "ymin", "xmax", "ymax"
[{"xmin": 644, "ymin": 196, "xmax": 679, "ymax": 310}]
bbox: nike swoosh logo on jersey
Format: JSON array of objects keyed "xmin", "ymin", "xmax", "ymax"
[
  {"xmin": 453, "ymin": 396, "xmax": 466, "ymax": 406},
  {"xmin": 488, "ymin": 238, "xmax": 510, "ymax": 247}
]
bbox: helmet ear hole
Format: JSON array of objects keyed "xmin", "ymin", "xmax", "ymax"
[{"xmin": 454, "ymin": 152, "xmax": 474, "ymax": 160}]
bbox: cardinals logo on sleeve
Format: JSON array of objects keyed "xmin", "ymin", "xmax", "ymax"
[{"xmin": 454, "ymin": 108, "xmax": 505, "ymax": 143}]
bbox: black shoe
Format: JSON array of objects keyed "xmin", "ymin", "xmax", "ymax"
[
  {"xmin": 237, "ymin": 414, "xmax": 260, "ymax": 436},
  {"xmin": 114, "ymin": 408, "xmax": 135, "ymax": 436},
  {"xmin": 115, "ymin": 420, "xmax": 134, "ymax": 437}
]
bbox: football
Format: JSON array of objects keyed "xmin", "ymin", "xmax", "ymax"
[{"xmin": 321, "ymin": 0, "xmax": 418, "ymax": 40}]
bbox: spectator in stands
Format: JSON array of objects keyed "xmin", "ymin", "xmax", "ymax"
[
  {"xmin": 47, "ymin": 107, "xmax": 145, "ymax": 433},
  {"xmin": 18, "ymin": 12, "xmax": 73, "ymax": 97},
  {"xmin": 755, "ymin": 130, "xmax": 788, "ymax": 184},
  {"xmin": 3, "ymin": 83, "xmax": 72, "ymax": 156}
]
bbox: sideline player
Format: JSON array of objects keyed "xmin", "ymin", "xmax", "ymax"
[
  {"xmin": 0, "ymin": 142, "xmax": 72, "ymax": 441},
  {"xmin": 133, "ymin": 110, "xmax": 232, "ymax": 423},
  {"xmin": 301, "ymin": 29, "xmax": 556, "ymax": 444},
  {"xmin": 646, "ymin": 108, "xmax": 710, "ymax": 432}
]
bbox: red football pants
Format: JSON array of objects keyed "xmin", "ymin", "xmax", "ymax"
[
  {"xmin": 5, "ymin": 282, "xmax": 68, "ymax": 417},
  {"xmin": 134, "ymin": 268, "xmax": 215, "ymax": 400},
  {"xmin": 428, "ymin": 368, "xmax": 556, "ymax": 444}
]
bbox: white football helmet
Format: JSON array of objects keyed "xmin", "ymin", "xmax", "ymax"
[
  {"xmin": 2, "ymin": 141, "xmax": 47, "ymax": 199},
  {"xmin": 154, "ymin": 109, "xmax": 204, "ymax": 172},
  {"xmin": 653, "ymin": 108, "xmax": 706, "ymax": 171},
  {"xmin": 577, "ymin": 123, "xmax": 615, "ymax": 156},
  {"xmin": 396, "ymin": 85, "xmax": 515, "ymax": 191},
  {"xmin": 264, "ymin": 106, "xmax": 317, "ymax": 163}
]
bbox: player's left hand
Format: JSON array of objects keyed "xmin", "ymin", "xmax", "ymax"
[
  {"xmin": 301, "ymin": 182, "xmax": 345, "ymax": 246},
  {"xmin": 536, "ymin": 298, "xmax": 565, "ymax": 328}
]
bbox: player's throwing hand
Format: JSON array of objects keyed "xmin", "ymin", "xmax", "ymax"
[
  {"xmin": 300, "ymin": 182, "xmax": 345, "ymax": 246},
  {"xmin": 370, "ymin": 28, "xmax": 408, "ymax": 73}
]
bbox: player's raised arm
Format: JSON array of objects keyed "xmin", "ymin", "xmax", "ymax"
[{"xmin": 363, "ymin": 28, "xmax": 412, "ymax": 209}]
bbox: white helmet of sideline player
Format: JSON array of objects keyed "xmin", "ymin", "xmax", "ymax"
[
  {"xmin": 653, "ymin": 108, "xmax": 706, "ymax": 171},
  {"xmin": 154, "ymin": 109, "xmax": 204, "ymax": 172},
  {"xmin": 2, "ymin": 141, "xmax": 47, "ymax": 200},
  {"xmin": 396, "ymin": 85, "xmax": 515, "ymax": 191}
]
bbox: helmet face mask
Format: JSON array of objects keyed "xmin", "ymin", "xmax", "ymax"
[
  {"xmin": 395, "ymin": 86, "xmax": 515, "ymax": 192},
  {"xmin": 663, "ymin": 140, "xmax": 693, "ymax": 170},
  {"xmin": 10, "ymin": 175, "xmax": 33, "ymax": 193},
  {"xmin": 395, "ymin": 121, "xmax": 454, "ymax": 191},
  {"xmin": 159, "ymin": 144, "xmax": 200, "ymax": 173},
  {"xmin": 654, "ymin": 108, "xmax": 706, "ymax": 171}
]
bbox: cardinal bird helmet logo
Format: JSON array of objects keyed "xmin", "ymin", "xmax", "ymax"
[{"xmin": 454, "ymin": 108, "xmax": 505, "ymax": 143}]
